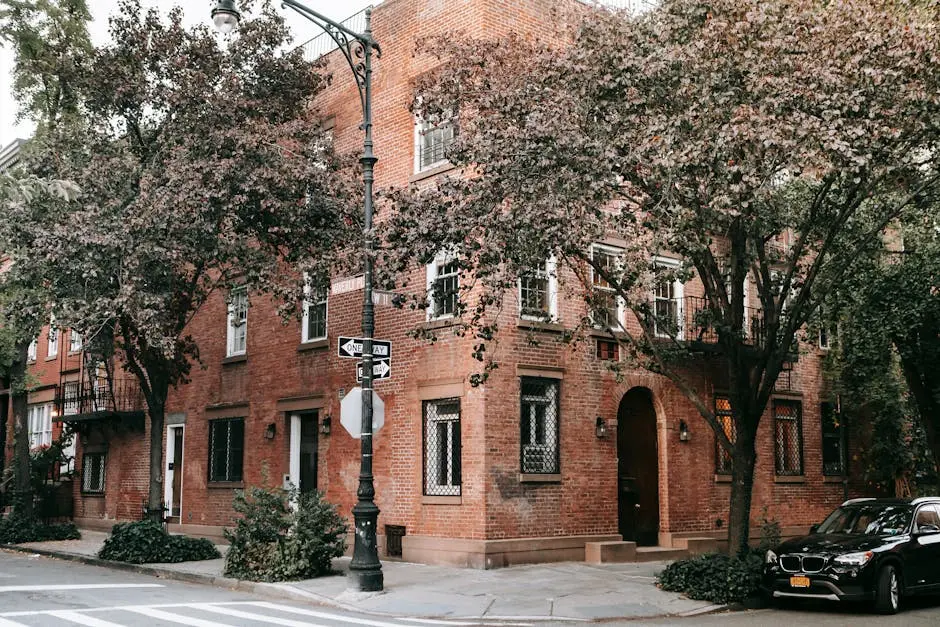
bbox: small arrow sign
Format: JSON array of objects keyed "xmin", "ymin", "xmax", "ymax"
[
  {"xmin": 338, "ymin": 336, "xmax": 391, "ymax": 359},
  {"xmin": 357, "ymin": 359, "xmax": 391, "ymax": 382}
]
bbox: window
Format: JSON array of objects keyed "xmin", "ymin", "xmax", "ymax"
[
  {"xmin": 520, "ymin": 378, "xmax": 560, "ymax": 474},
  {"xmin": 69, "ymin": 330, "xmax": 82, "ymax": 353},
  {"xmin": 819, "ymin": 327, "xmax": 831, "ymax": 350},
  {"xmin": 519, "ymin": 257, "xmax": 558, "ymax": 321},
  {"xmin": 596, "ymin": 339, "xmax": 619, "ymax": 360},
  {"xmin": 302, "ymin": 280, "xmax": 328, "ymax": 343},
  {"xmin": 773, "ymin": 399, "xmax": 803, "ymax": 476},
  {"xmin": 27, "ymin": 338, "xmax": 37, "ymax": 361},
  {"xmin": 27, "ymin": 403, "xmax": 53, "ymax": 449},
  {"xmin": 423, "ymin": 399, "xmax": 461, "ymax": 496},
  {"xmin": 47, "ymin": 326, "xmax": 59, "ymax": 358},
  {"xmin": 226, "ymin": 287, "xmax": 248, "ymax": 357},
  {"xmin": 208, "ymin": 418, "xmax": 245, "ymax": 483},
  {"xmin": 82, "ymin": 452, "xmax": 106, "ymax": 493},
  {"xmin": 415, "ymin": 118, "xmax": 455, "ymax": 172},
  {"xmin": 914, "ymin": 505, "xmax": 940, "ymax": 533},
  {"xmin": 653, "ymin": 258, "xmax": 684, "ymax": 339},
  {"xmin": 715, "ymin": 395, "xmax": 735, "ymax": 475},
  {"xmin": 427, "ymin": 253, "xmax": 459, "ymax": 320},
  {"xmin": 590, "ymin": 245, "xmax": 622, "ymax": 329},
  {"xmin": 821, "ymin": 402, "xmax": 846, "ymax": 476}
]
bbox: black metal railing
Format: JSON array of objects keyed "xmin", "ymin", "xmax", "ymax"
[
  {"xmin": 56, "ymin": 376, "xmax": 145, "ymax": 417},
  {"xmin": 298, "ymin": 6, "xmax": 373, "ymax": 62},
  {"xmin": 683, "ymin": 296, "xmax": 764, "ymax": 346}
]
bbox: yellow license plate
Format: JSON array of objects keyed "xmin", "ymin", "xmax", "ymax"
[{"xmin": 790, "ymin": 576, "xmax": 811, "ymax": 588}]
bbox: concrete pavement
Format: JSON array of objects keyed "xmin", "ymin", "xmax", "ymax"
[{"xmin": 3, "ymin": 531, "xmax": 719, "ymax": 621}]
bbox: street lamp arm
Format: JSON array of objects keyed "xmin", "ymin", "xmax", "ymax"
[{"xmin": 281, "ymin": 1, "xmax": 380, "ymax": 51}]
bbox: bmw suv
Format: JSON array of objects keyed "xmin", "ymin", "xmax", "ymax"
[{"xmin": 762, "ymin": 497, "xmax": 940, "ymax": 614}]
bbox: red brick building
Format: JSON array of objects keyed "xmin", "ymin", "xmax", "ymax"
[{"xmin": 4, "ymin": 0, "xmax": 854, "ymax": 568}]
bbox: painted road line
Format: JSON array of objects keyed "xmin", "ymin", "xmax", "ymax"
[
  {"xmin": 193, "ymin": 604, "xmax": 328, "ymax": 626},
  {"xmin": 46, "ymin": 610, "xmax": 126, "ymax": 627},
  {"xmin": 126, "ymin": 607, "xmax": 237, "ymax": 627},
  {"xmin": 250, "ymin": 602, "xmax": 480, "ymax": 627},
  {"xmin": 0, "ymin": 617, "xmax": 27, "ymax": 627},
  {"xmin": 0, "ymin": 583, "xmax": 164, "ymax": 593},
  {"xmin": 0, "ymin": 601, "xmax": 259, "ymax": 617}
]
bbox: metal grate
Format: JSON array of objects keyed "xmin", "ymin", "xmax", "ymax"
[
  {"xmin": 715, "ymin": 396, "xmax": 734, "ymax": 474},
  {"xmin": 298, "ymin": 6, "xmax": 373, "ymax": 62},
  {"xmin": 208, "ymin": 418, "xmax": 245, "ymax": 483},
  {"xmin": 423, "ymin": 399, "xmax": 461, "ymax": 496},
  {"xmin": 385, "ymin": 525, "xmax": 406, "ymax": 558},
  {"xmin": 774, "ymin": 400, "xmax": 803, "ymax": 476},
  {"xmin": 519, "ymin": 378, "xmax": 560, "ymax": 474}
]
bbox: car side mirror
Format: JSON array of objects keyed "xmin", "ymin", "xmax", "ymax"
[
  {"xmin": 809, "ymin": 523, "xmax": 820, "ymax": 534},
  {"xmin": 917, "ymin": 524, "xmax": 940, "ymax": 535}
]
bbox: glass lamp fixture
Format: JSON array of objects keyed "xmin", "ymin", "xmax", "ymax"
[{"xmin": 212, "ymin": 0, "xmax": 241, "ymax": 34}]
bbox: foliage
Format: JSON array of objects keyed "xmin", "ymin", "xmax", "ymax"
[
  {"xmin": 0, "ymin": 512, "xmax": 80, "ymax": 544},
  {"xmin": 658, "ymin": 550, "xmax": 764, "ymax": 604},
  {"xmin": 98, "ymin": 519, "xmax": 220, "ymax": 564},
  {"xmin": 223, "ymin": 486, "xmax": 347, "ymax": 582},
  {"xmin": 386, "ymin": 0, "xmax": 940, "ymax": 552}
]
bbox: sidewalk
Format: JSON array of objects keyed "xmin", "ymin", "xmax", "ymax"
[{"xmin": 3, "ymin": 530, "xmax": 720, "ymax": 621}]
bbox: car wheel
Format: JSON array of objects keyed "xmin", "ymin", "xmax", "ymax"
[{"xmin": 874, "ymin": 564, "xmax": 901, "ymax": 615}]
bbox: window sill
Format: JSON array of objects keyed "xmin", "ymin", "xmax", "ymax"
[
  {"xmin": 774, "ymin": 475, "xmax": 805, "ymax": 484},
  {"xmin": 410, "ymin": 162, "xmax": 455, "ymax": 183},
  {"xmin": 422, "ymin": 318, "xmax": 458, "ymax": 332},
  {"xmin": 588, "ymin": 329, "xmax": 626, "ymax": 340},
  {"xmin": 208, "ymin": 481, "xmax": 244, "ymax": 489},
  {"xmin": 519, "ymin": 473, "xmax": 561, "ymax": 484},
  {"xmin": 67, "ymin": 350, "xmax": 82, "ymax": 356},
  {"xmin": 714, "ymin": 474, "xmax": 732, "ymax": 483},
  {"xmin": 298, "ymin": 339, "xmax": 328, "ymax": 352},
  {"xmin": 823, "ymin": 475, "xmax": 848, "ymax": 484},
  {"xmin": 222, "ymin": 354, "xmax": 247, "ymax": 365},
  {"xmin": 422, "ymin": 495, "xmax": 461, "ymax": 505},
  {"xmin": 45, "ymin": 355, "xmax": 58, "ymax": 362},
  {"xmin": 517, "ymin": 320, "xmax": 564, "ymax": 334},
  {"xmin": 80, "ymin": 492, "xmax": 105, "ymax": 498}
]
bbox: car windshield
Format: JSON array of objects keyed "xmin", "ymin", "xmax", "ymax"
[{"xmin": 817, "ymin": 504, "xmax": 912, "ymax": 536}]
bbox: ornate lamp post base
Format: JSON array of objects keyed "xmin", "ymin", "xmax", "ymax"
[{"xmin": 349, "ymin": 501, "xmax": 383, "ymax": 591}]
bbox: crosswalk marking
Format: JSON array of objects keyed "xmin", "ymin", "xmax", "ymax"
[
  {"xmin": 252, "ymin": 603, "xmax": 467, "ymax": 627},
  {"xmin": 0, "ymin": 617, "xmax": 26, "ymax": 627},
  {"xmin": 46, "ymin": 610, "xmax": 126, "ymax": 626},
  {"xmin": 126, "ymin": 607, "xmax": 237, "ymax": 627},
  {"xmin": 192, "ymin": 604, "xmax": 327, "ymax": 626},
  {"xmin": 0, "ymin": 584, "xmax": 163, "ymax": 593}
]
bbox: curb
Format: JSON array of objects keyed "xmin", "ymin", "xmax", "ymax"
[{"xmin": 1, "ymin": 543, "xmax": 725, "ymax": 622}]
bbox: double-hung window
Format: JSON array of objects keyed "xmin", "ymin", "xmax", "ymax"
[
  {"xmin": 82, "ymin": 453, "xmax": 106, "ymax": 493},
  {"xmin": 821, "ymin": 402, "xmax": 846, "ymax": 476},
  {"xmin": 519, "ymin": 257, "xmax": 558, "ymax": 321},
  {"xmin": 590, "ymin": 245, "xmax": 622, "ymax": 330},
  {"xmin": 715, "ymin": 395, "xmax": 735, "ymax": 475},
  {"xmin": 302, "ymin": 278, "xmax": 328, "ymax": 343},
  {"xmin": 652, "ymin": 257, "xmax": 684, "ymax": 339},
  {"xmin": 773, "ymin": 399, "xmax": 803, "ymax": 476},
  {"xmin": 27, "ymin": 403, "xmax": 53, "ymax": 448},
  {"xmin": 47, "ymin": 325, "xmax": 59, "ymax": 358},
  {"xmin": 226, "ymin": 287, "xmax": 248, "ymax": 357},
  {"xmin": 423, "ymin": 399, "xmax": 461, "ymax": 496},
  {"xmin": 27, "ymin": 338, "xmax": 37, "ymax": 361},
  {"xmin": 415, "ymin": 118, "xmax": 455, "ymax": 172},
  {"xmin": 208, "ymin": 418, "xmax": 245, "ymax": 483},
  {"xmin": 69, "ymin": 330, "xmax": 82, "ymax": 353},
  {"xmin": 427, "ymin": 253, "xmax": 459, "ymax": 320},
  {"xmin": 520, "ymin": 378, "xmax": 560, "ymax": 475}
]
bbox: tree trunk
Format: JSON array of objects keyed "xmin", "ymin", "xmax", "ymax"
[
  {"xmin": 10, "ymin": 348, "xmax": 33, "ymax": 518},
  {"xmin": 146, "ymin": 394, "xmax": 166, "ymax": 522},
  {"xmin": 897, "ymin": 317, "xmax": 940, "ymax": 481},
  {"xmin": 727, "ymin": 432, "xmax": 757, "ymax": 556}
]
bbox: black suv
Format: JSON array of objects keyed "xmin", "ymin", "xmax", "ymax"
[{"xmin": 762, "ymin": 497, "xmax": 940, "ymax": 614}]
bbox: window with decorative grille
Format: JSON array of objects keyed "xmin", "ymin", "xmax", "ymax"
[
  {"xmin": 520, "ymin": 378, "xmax": 560, "ymax": 474},
  {"xmin": 773, "ymin": 400, "xmax": 803, "ymax": 475},
  {"xmin": 423, "ymin": 399, "xmax": 461, "ymax": 496},
  {"xmin": 715, "ymin": 395, "xmax": 735, "ymax": 474},
  {"xmin": 208, "ymin": 418, "xmax": 244, "ymax": 482},
  {"xmin": 82, "ymin": 453, "xmax": 106, "ymax": 493},
  {"xmin": 821, "ymin": 402, "xmax": 846, "ymax": 476}
]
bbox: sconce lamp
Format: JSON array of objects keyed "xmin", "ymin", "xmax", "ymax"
[
  {"xmin": 595, "ymin": 416, "xmax": 608, "ymax": 439},
  {"xmin": 264, "ymin": 422, "xmax": 276, "ymax": 440},
  {"xmin": 679, "ymin": 420, "xmax": 691, "ymax": 442},
  {"xmin": 320, "ymin": 416, "xmax": 332, "ymax": 436}
]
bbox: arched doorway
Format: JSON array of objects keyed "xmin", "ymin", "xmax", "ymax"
[{"xmin": 617, "ymin": 387, "xmax": 659, "ymax": 546}]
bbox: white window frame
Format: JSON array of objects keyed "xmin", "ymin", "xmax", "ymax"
[
  {"xmin": 590, "ymin": 244, "xmax": 624, "ymax": 331},
  {"xmin": 27, "ymin": 403, "xmax": 53, "ymax": 449},
  {"xmin": 426, "ymin": 252, "xmax": 459, "ymax": 321},
  {"xmin": 47, "ymin": 324, "xmax": 58, "ymax": 359},
  {"xmin": 414, "ymin": 117, "xmax": 455, "ymax": 173},
  {"xmin": 518, "ymin": 257, "xmax": 559, "ymax": 322},
  {"xmin": 301, "ymin": 276, "xmax": 328, "ymax": 344},
  {"xmin": 27, "ymin": 338, "xmax": 37, "ymax": 362},
  {"xmin": 226, "ymin": 287, "xmax": 248, "ymax": 357},
  {"xmin": 69, "ymin": 329, "xmax": 82, "ymax": 353},
  {"xmin": 818, "ymin": 326, "xmax": 831, "ymax": 350},
  {"xmin": 652, "ymin": 256, "xmax": 684, "ymax": 340}
]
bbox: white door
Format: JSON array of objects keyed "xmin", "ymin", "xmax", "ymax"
[
  {"xmin": 287, "ymin": 412, "xmax": 318, "ymax": 494},
  {"xmin": 164, "ymin": 425, "xmax": 184, "ymax": 519}
]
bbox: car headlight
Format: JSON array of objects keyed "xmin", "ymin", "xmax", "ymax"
[
  {"xmin": 833, "ymin": 551, "xmax": 874, "ymax": 567},
  {"xmin": 765, "ymin": 550, "xmax": 778, "ymax": 565}
]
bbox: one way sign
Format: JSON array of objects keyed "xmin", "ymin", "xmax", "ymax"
[
  {"xmin": 357, "ymin": 359, "xmax": 391, "ymax": 382},
  {"xmin": 338, "ymin": 336, "xmax": 391, "ymax": 359}
]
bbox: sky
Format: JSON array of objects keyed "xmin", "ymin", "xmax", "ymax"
[{"xmin": 0, "ymin": 0, "xmax": 377, "ymax": 148}]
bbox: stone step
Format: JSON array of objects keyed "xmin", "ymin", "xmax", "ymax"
[{"xmin": 633, "ymin": 546, "xmax": 689, "ymax": 562}]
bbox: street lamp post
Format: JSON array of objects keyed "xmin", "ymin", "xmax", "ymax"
[{"xmin": 211, "ymin": 1, "xmax": 384, "ymax": 593}]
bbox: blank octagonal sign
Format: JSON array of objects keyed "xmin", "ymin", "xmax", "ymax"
[{"xmin": 340, "ymin": 386, "xmax": 385, "ymax": 439}]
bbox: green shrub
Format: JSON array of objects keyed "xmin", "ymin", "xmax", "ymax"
[
  {"xmin": 658, "ymin": 550, "xmax": 764, "ymax": 605},
  {"xmin": 98, "ymin": 519, "xmax": 220, "ymax": 564},
  {"xmin": 224, "ymin": 486, "xmax": 347, "ymax": 582},
  {"xmin": 0, "ymin": 514, "xmax": 80, "ymax": 544}
]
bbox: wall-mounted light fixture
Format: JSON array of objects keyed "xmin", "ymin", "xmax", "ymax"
[
  {"xmin": 320, "ymin": 416, "xmax": 332, "ymax": 436},
  {"xmin": 679, "ymin": 420, "xmax": 690, "ymax": 442},
  {"xmin": 595, "ymin": 416, "xmax": 608, "ymax": 439},
  {"xmin": 264, "ymin": 422, "xmax": 276, "ymax": 440}
]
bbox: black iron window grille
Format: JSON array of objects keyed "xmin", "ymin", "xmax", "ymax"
[
  {"xmin": 715, "ymin": 395, "xmax": 735, "ymax": 475},
  {"xmin": 208, "ymin": 418, "xmax": 245, "ymax": 482},
  {"xmin": 82, "ymin": 452, "xmax": 106, "ymax": 493},
  {"xmin": 418, "ymin": 120, "xmax": 455, "ymax": 170},
  {"xmin": 520, "ymin": 378, "xmax": 560, "ymax": 474},
  {"xmin": 431, "ymin": 260, "xmax": 459, "ymax": 319},
  {"xmin": 423, "ymin": 399, "xmax": 461, "ymax": 496},
  {"xmin": 774, "ymin": 400, "xmax": 803, "ymax": 476},
  {"xmin": 821, "ymin": 402, "xmax": 847, "ymax": 476}
]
